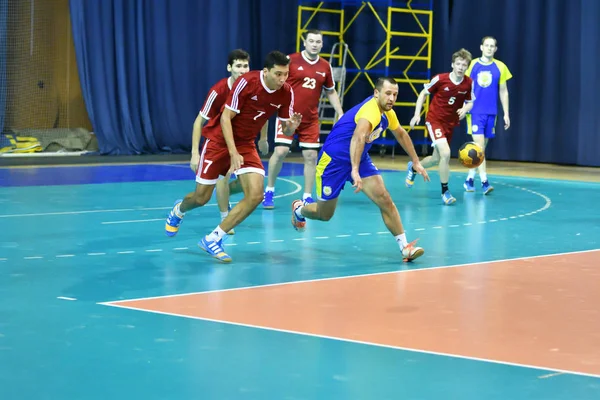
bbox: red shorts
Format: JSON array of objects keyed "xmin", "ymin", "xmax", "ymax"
[
  {"xmin": 425, "ymin": 119, "xmax": 455, "ymax": 145},
  {"xmin": 195, "ymin": 139, "xmax": 264, "ymax": 185},
  {"xmin": 274, "ymin": 117, "xmax": 320, "ymax": 149}
]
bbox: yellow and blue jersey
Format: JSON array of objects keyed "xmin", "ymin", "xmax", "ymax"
[
  {"xmin": 315, "ymin": 96, "xmax": 400, "ymax": 201},
  {"xmin": 466, "ymin": 58, "xmax": 512, "ymax": 115},
  {"xmin": 322, "ymin": 96, "xmax": 400, "ymax": 160}
]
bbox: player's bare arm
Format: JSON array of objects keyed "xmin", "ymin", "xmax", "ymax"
[
  {"xmin": 499, "ymin": 82, "xmax": 510, "ymax": 129},
  {"xmin": 280, "ymin": 113, "xmax": 303, "ymax": 136},
  {"xmin": 410, "ymin": 88, "xmax": 429, "ymax": 128},
  {"xmin": 190, "ymin": 113, "xmax": 208, "ymax": 172},
  {"xmin": 258, "ymin": 121, "xmax": 269, "ymax": 155},
  {"xmin": 349, "ymin": 118, "xmax": 372, "ymax": 193},
  {"xmin": 391, "ymin": 126, "xmax": 430, "ymax": 182},
  {"xmin": 325, "ymin": 89, "xmax": 344, "ymax": 118},
  {"xmin": 457, "ymin": 101, "xmax": 473, "ymax": 120},
  {"xmin": 220, "ymin": 108, "xmax": 243, "ymax": 171}
]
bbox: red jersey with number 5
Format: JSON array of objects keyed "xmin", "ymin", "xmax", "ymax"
[
  {"xmin": 424, "ymin": 73, "xmax": 474, "ymax": 127},
  {"xmin": 203, "ymin": 70, "xmax": 294, "ymax": 146},
  {"xmin": 286, "ymin": 52, "xmax": 335, "ymax": 123}
]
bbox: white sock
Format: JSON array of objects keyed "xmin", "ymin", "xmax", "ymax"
[
  {"xmin": 205, "ymin": 225, "xmax": 227, "ymax": 242},
  {"xmin": 467, "ymin": 169, "xmax": 476, "ymax": 180},
  {"xmin": 394, "ymin": 233, "xmax": 408, "ymax": 250},
  {"xmin": 480, "ymin": 172, "xmax": 488, "ymax": 182},
  {"xmin": 302, "ymin": 193, "xmax": 312, "ymax": 200},
  {"xmin": 220, "ymin": 211, "xmax": 228, "ymax": 220},
  {"xmin": 174, "ymin": 203, "xmax": 184, "ymax": 217},
  {"xmin": 294, "ymin": 205, "xmax": 305, "ymax": 220},
  {"xmin": 266, "ymin": 186, "xmax": 275, "ymax": 193}
]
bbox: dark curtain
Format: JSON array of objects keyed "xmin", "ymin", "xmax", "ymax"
[
  {"xmin": 68, "ymin": 0, "xmax": 295, "ymax": 155},
  {"xmin": 0, "ymin": 0, "xmax": 6, "ymax": 134},
  {"xmin": 69, "ymin": 0, "xmax": 600, "ymax": 166},
  {"xmin": 437, "ymin": 0, "xmax": 600, "ymax": 166}
]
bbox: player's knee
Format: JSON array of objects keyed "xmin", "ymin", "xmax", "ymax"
[
  {"xmin": 245, "ymin": 186, "xmax": 264, "ymax": 207},
  {"xmin": 376, "ymin": 190, "xmax": 394, "ymax": 210},
  {"xmin": 273, "ymin": 146, "xmax": 289, "ymax": 159},
  {"xmin": 190, "ymin": 189, "xmax": 211, "ymax": 207},
  {"xmin": 438, "ymin": 148, "xmax": 451, "ymax": 162},
  {"xmin": 318, "ymin": 207, "xmax": 335, "ymax": 221},
  {"xmin": 302, "ymin": 150, "xmax": 318, "ymax": 164}
]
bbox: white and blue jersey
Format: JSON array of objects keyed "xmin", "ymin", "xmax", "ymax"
[{"xmin": 465, "ymin": 58, "xmax": 512, "ymax": 138}]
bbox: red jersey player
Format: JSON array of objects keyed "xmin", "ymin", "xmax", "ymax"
[
  {"xmin": 189, "ymin": 49, "xmax": 258, "ymax": 235},
  {"xmin": 406, "ymin": 48, "xmax": 475, "ymax": 205},
  {"xmin": 263, "ymin": 29, "xmax": 344, "ymax": 209},
  {"xmin": 165, "ymin": 51, "xmax": 302, "ymax": 262}
]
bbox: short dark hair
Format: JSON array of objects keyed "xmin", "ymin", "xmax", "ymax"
[
  {"xmin": 264, "ymin": 51, "xmax": 291, "ymax": 70},
  {"xmin": 305, "ymin": 29, "xmax": 322, "ymax": 38},
  {"xmin": 228, "ymin": 49, "xmax": 250, "ymax": 66},
  {"xmin": 481, "ymin": 36, "xmax": 497, "ymax": 46},
  {"xmin": 375, "ymin": 76, "xmax": 398, "ymax": 90}
]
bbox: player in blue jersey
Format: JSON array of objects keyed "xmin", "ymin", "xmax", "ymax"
[
  {"xmin": 290, "ymin": 77, "xmax": 429, "ymax": 262},
  {"xmin": 464, "ymin": 36, "xmax": 512, "ymax": 194}
]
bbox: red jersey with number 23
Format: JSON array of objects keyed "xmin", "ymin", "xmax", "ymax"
[
  {"xmin": 424, "ymin": 73, "xmax": 474, "ymax": 127},
  {"xmin": 203, "ymin": 70, "xmax": 294, "ymax": 146},
  {"xmin": 286, "ymin": 52, "xmax": 335, "ymax": 122}
]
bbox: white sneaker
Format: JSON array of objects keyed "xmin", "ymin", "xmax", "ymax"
[{"xmin": 402, "ymin": 239, "xmax": 424, "ymax": 262}]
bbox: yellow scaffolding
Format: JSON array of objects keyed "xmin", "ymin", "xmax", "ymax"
[{"xmin": 297, "ymin": 0, "xmax": 434, "ymax": 150}]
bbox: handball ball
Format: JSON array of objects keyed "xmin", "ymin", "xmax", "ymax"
[{"xmin": 458, "ymin": 141, "xmax": 484, "ymax": 169}]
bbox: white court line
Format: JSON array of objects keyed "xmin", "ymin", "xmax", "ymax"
[
  {"xmin": 0, "ymin": 177, "xmax": 300, "ymax": 220},
  {"xmin": 0, "ymin": 207, "xmax": 173, "ymax": 218},
  {"xmin": 103, "ymin": 218, "xmax": 164, "ymax": 225},
  {"xmin": 102, "ymin": 295, "xmax": 600, "ymax": 380},
  {"xmin": 99, "ymin": 177, "xmax": 302, "ymax": 225},
  {"xmin": 57, "ymin": 296, "xmax": 77, "ymax": 301},
  {"xmin": 99, "ymin": 248, "xmax": 600, "ymax": 379},
  {"xmin": 99, "ymin": 248, "xmax": 600, "ymax": 304}
]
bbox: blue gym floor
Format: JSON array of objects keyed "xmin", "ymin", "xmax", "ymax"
[{"xmin": 0, "ymin": 161, "xmax": 599, "ymax": 400}]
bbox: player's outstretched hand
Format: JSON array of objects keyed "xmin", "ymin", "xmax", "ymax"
[
  {"xmin": 230, "ymin": 151, "xmax": 244, "ymax": 172},
  {"xmin": 190, "ymin": 152, "xmax": 200, "ymax": 173},
  {"xmin": 258, "ymin": 139, "xmax": 269, "ymax": 155},
  {"xmin": 351, "ymin": 169, "xmax": 362, "ymax": 193},
  {"xmin": 413, "ymin": 161, "xmax": 430, "ymax": 182},
  {"xmin": 409, "ymin": 115, "xmax": 420, "ymax": 129},
  {"xmin": 289, "ymin": 113, "xmax": 302, "ymax": 129},
  {"xmin": 457, "ymin": 107, "xmax": 468, "ymax": 120}
]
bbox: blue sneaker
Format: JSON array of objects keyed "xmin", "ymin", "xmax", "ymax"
[
  {"xmin": 198, "ymin": 237, "xmax": 232, "ymax": 263},
  {"xmin": 303, "ymin": 196, "xmax": 315, "ymax": 205},
  {"xmin": 482, "ymin": 181, "xmax": 494, "ymax": 195},
  {"xmin": 463, "ymin": 178, "xmax": 475, "ymax": 192},
  {"xmin": 442, "ymin": 191, "xmax": 456, "ymax": 205},
  {"xmin": 263, "ymin": 190, "xmax": 274, "ymax": 209},
  {"xmin": 405, "ymin": 161, "xmax": 415, "ymax": 187},
  {"xmin": 165, "ymin": 199, "xmax": 184, "ymax": 237}
]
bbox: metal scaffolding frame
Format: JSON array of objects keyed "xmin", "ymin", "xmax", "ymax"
[{"xmin": 296, "ymin": 0, "xmax": 434, "ymax": 155}]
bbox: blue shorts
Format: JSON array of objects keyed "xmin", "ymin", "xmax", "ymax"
[
  {"xmin": 467, "ymin": 114, "xmax": 497, "ymax": 139},
  {"xmin": 315, "ymin": 150, "xmax": 379, "ymax": 201}
]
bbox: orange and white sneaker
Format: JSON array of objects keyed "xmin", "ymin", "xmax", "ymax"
[
  {"xmin": 402, "ymin": 239, "xmax": 424, "ymax": 262},
  {"xmin": 291, "ymin": 199, "xmax": 306, "ymax": 232}
]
